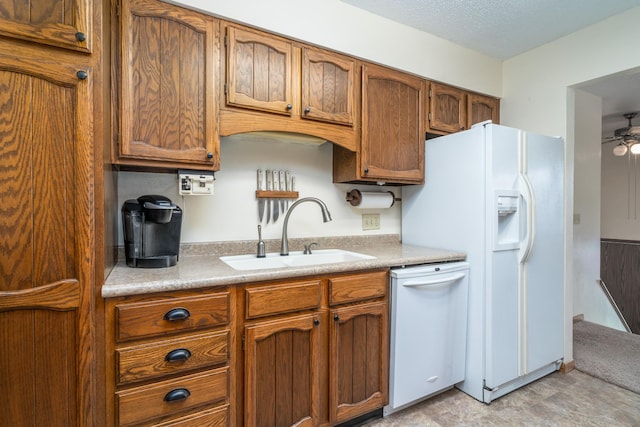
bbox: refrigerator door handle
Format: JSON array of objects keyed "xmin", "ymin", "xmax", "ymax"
[
  {"xmin": 401, "ymin": 272, "xmax": 466, "ymax": 288},
  {"xmin": 518, "ymin": 173, "xmax": 536, "ymax": 263}
]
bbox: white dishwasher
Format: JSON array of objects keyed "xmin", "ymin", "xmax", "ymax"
[{"xmin": 385, "ymin": 261, "xmax": 470, "ymax": 415}]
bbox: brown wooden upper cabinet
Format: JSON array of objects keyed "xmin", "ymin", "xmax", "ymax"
[
  {"xmin": 225, "ymin": 24, "xmax": 294, "ymax": 116},
  {"xmin": 0, "ymin": 0, "xmax": 91, "ymax": 52},
  {"xmin": 301, "ymin": 47, "xmax": 355, "ymax": 126},
  {"xmin": 427, "ymin": 81, "xmax": 499, "ymax": 135},
  {"xmin": 467, "ymin": 91, "xmax": 500, "ymax": 129},
  {"xmin": 224, "ymin": 24, "xmax": 356, "ymax": 127},
  {"xmin": 334, "ymin": 63, "xmax": 425, "ymax": 184},
  {"xmin": 427, "ymin": 82, "xmax": 467, "ymax": 134},
  {"xmin": 116, "ymin": 0, "xmax": 220, "ymax": 170}
]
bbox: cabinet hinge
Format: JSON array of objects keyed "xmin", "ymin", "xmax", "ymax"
[
  {"xmin": 428, "ymin": 112, "xmax": 432, "ymax": 121},
  {"xmin": 429, "ymin": 89, "xmax": 432, "ymax": 98},
  {"xmin": 224, "ymin": 35, "xmax": 228, "ymax": 47},
  {"xmin": 224, "ymin": 84, "xmax": 227, "ymax": 95},
  {"xmin": 242, "ymin": 335, "xmax": 245, "ymax": 351}
]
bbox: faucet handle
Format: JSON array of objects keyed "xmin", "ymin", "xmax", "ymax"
[
  {"xmin": 256, "ymin": 225, "xmax": 266, "ymax": 258},
  {"xmin": 303, "ymin": 242, "xmax": 319, "ymax": 255}
]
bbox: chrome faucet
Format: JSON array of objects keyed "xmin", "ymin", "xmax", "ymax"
[{"xmin": 280, "ymin": 197, "xmax": 332, "ymax": 256}]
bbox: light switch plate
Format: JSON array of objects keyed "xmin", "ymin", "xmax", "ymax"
[
  {"xmin": 362, "ymin": 213, "xmax": 380, "ymax": 230},
  {"xmin": 178, "ymin": 170, "xmax": 214, "ymax": 196}
]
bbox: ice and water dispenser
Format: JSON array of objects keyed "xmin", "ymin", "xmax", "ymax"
[{"xmin": 495, "ymin": 191, "xmax": 520, "ymax": 250}]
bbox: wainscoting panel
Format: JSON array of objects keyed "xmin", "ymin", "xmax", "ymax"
[{"xmin": 600, "ymin": 239, "xmax": 640, "ymax": 334}]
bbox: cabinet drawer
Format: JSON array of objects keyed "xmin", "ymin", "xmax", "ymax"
[
  {"xmin": 329, "ymin": 271, "xmax": 388, "ymax": 306},
  {"xmin": 117, "ymin": 330, "xmax": 230, "ymax": 385},
  {"xmin": 116, "ymin": 292, "xmax": 230, "ymax": 342},
  {"xmin": 152, "ymin": 404, "xmax": 228, "ymax": 426},
  {"xmin": 245, "ymin": 280, "xmax": 321, "ymax": 319},
  {"xmin": 116, "ymin": 367, "xmax": 228, "ymax": 426}
]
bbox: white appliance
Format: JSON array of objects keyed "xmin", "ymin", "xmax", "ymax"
[
  {"xmin": 385, "ymin": 261, "xmax": 470, "ymax": 415},
  {"xmin": 402, "ymin": 122, "xmax": 564, "ymax": 403}
]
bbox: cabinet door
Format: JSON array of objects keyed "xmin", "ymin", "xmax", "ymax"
[
  {"xmin": 0, "ymin": 0, "xmax": 91, "ymax": 52},
  {"xmin": 226, "ymin": 25, "xmax": 293, "ymax": 116},
  {"xmin": 244, "ymin": 313, "xmax": 320, "ymax": 427},
  {"xmin": 467, "ymin": 92, "xmax": 499, "ymax": 128},
  {"xmin": 428, "ymin": 82, "xmax": 467, "ymax": 133},
  {"xmin": 119, "ymin": 0, "xmax": 219, "ymax": 169},
  {"xmin": 361, "ymin": 63, "xmax": 425, "ymax": 183},
  {"xmin": 0, "ymin": 45, "xmax": 93, "ymax": 426},
  {"xmin": 330, "ymin": 302, "xmax": 389, "ymax": 424},
  {"xmin": 301, "ymin": 47, "xmax": 355, "ymax": 126}
]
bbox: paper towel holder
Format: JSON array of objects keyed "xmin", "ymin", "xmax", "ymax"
[{"xmin": 345, "ymin": 189, "xmax": 401, "ymax": 208}]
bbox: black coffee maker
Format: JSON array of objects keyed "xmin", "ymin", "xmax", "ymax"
[{"xmin": 122, "ymin": 195, "xmax": 182, "ymax": 268}]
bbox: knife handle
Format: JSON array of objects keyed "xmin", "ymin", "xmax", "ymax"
[
  {"xmin": 285, "ymin": 171, "xmax": 291, "ymax": 191},
  {"xmin": 257, "ymin": 169, "xmax": 263, "ymax": 191},
  {"xmin": 273, "ymin": 170, "xmax": 279, "ymax": 191},
  {"xmin": 266, "ymin": 169, "xmax": 272, "ymax": 191},
  {"xmin": 279, "ymin": 170, "xmax": 286, "ymax": 192}
]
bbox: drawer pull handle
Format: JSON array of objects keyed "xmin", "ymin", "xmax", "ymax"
[
  {"xmin": 164, "ymin": 308, "xmax": 190, "ymax": 321},
  {"xmin": 165, "ymin": 348, "xmax": 192, "ymax": 363},
  {"xmin": 164, "ymin": 388, "xmax": 191, "ymax": 402}
]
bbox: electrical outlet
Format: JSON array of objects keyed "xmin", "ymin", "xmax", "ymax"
[{"xmin": 362, "ymin": 213, "xmax": 380, "ymax": 230}]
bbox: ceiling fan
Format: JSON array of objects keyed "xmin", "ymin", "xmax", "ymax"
[{"xmin": 602, "ymin": 112, "xmax": 640, "ymax": 156}]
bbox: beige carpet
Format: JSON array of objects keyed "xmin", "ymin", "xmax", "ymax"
[{"xmin": 573, "ymin": 320, "xmax": 640, "ymax": 394}]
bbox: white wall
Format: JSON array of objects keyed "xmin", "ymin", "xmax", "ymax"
[
  {"xmin": 168, "ymin": 0, "xmax": 502, "ymax": 96},
  {"xmin": 117, "ymin": 136, "xmax": 401, "ymax": 244},
  {"xmin": 601, "ymin": 143, "xmax": 640, "ymax": 240},
  {"xmin": 573, "ymin": 90, "xmax": 624, "ymax": 330},
  {"xmin": 502, "ymin": 8, "xmax": 640, "ymax": 360}
]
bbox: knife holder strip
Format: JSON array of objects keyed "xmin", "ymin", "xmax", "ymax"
[{"xmin": 256, "ymin": 191, "xmax": 299, "ymax": 199}]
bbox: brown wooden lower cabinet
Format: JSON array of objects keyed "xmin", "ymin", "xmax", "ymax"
[
  {"xmin": 330, "ymin": 302, "xmax": 389, "ymax": 424},
  {"xmin": 106, "ymin": 288, "xmax": 233, "ymax": 426},
  {"xmin": 241, "ymin": 270, "xmax": 389, "ymax": 427},
  {"xmin": 244, "ymin": 313, "xmax": 321, "ymax": 427},
  {"xmin": 106, "ymin": 270, "xmax": 389, "ymax": 426}
]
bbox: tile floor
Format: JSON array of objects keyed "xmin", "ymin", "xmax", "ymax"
[{"xmin": 364, "ymin": 370, "xmax": 640, "ymax": 426}]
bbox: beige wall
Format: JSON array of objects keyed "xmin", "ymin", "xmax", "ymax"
[
  {"xmin": 502, "ymin": 7, "xmax": 640, "ymax": 357},
  {"xmin": 169, "ymin": 0, "xmax": 503, "ymax": 95}
]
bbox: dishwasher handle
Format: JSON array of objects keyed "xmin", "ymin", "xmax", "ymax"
[{"xmin": 401, "ymin": 272, "xmax": 466, "ymax": 288}]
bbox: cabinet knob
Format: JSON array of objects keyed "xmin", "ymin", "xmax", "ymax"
[
  {"xmin": 163, "ymin": 388, "xmax": 191, "ymax": 402},
  {"xmin": 286, "ymin": 104, "xmax": 293, "ymax": 111},
  {"xmin": 313, "ymin": 318, "xmax": 320, "ymax": 326},
  {"xmin": 75, "ymin": 32, "xmax": 86, "ymax": 42},
  {"xmin": 165, "ymin": 348, "xmax": 192, "ymax": 363},
  {"xmin": 363, "ymin": 168, "xmax": 369, "ymax": 174},
  {"xmin": 76, "ymin": 70, "xmax": 88, "ymax": 80},
  {"xmin": 207, "ymin": 152, "xmax": 213, "ymax": 159},
  {"xmin": 304, "ymin": 107, "xmax": 311, "ymax": 114},
  {"xmin": 163, "ymin": 307, "xmax": 191, "ymax": 321},
  {"xmin": 333, "ymin": 315, "xmax": 340, "ymax": 322}
]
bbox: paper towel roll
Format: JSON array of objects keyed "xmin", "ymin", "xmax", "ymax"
[{"xmin": 346, "ymin": 189, "xmax": 396, "ymax": 209}]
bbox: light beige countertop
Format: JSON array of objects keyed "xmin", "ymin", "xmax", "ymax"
[{"xmin": 102, "ymin": 235, "xmax": 465, "ymax": 298}]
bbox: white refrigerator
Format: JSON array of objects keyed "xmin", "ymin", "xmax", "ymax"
[{"xmin": 402, "ymin": 122, "xmax": 565, "ymax": 403}]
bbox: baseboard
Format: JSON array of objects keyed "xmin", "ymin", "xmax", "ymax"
[{"xmin": 560, "ymin": 360, "xmax": 575, "ymax": 373}]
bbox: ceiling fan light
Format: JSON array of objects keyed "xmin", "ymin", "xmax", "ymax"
[
  {"xmin": 630, "ymin": 143, "xmax": 640, "ymax": 155},
  {"xmin": 613, "ymin": 143, "xmax": 628, "ymax": 156}
]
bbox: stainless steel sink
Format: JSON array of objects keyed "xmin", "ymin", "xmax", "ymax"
[{"xmin": 220, "ymin": 249, "xmax": 375, "ymax": 271}]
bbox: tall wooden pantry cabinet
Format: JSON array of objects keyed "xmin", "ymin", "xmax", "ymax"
[{"xmin": 0, "ymin": 0, "xmax": 106, "ymax": 425}]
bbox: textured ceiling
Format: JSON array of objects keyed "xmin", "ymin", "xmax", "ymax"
[{"xmin": 341, "ymin": 0, "xmax": 640, "ymax": 60}]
